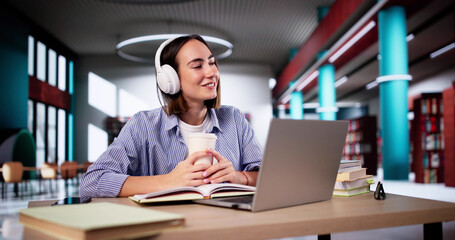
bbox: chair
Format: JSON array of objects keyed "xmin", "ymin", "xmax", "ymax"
[
  {"xmin": 60, "ymin": 161, "xmax": 79, "ymax": 194},
  {"xmin": 83, "ymin": 162, "xmax": 93, "ymax": 173},
  {"xmin": 60, "ymin": 161, "xmax": 78, "ymax": 183},
  {"xmin": 60, "ymin": 161, "xmax": 78, "ymax": 179},
  {"xmin": 2, "ymin": 161, "xmax": 24, "ymax": 198},
  {"xmin": 40, "ymin": 162, "xmax": 58, "ymax": 193}
]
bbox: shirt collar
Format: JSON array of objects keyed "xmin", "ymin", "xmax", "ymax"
[
  {"xmin": 164, "ymin": 108, "xmax": 222, "ymax": 133},
  {"xmin": 164, "ymin": 112, "xmax": 179, "ymax": 131},
  {"xmin": 208, "ymin": 108, "xmax": 222, "ymax": 133}
]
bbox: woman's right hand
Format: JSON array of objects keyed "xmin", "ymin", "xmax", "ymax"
[{"xmin": 164, "ymin": 151, "xmax": 212, "ymax": 188}]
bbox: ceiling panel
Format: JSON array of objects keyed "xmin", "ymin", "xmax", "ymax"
[{"xmin": 3, "ymin": 0, "xmax": 454, "ymax": 104}]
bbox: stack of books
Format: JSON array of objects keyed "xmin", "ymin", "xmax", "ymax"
[{"xmin": 333, "ymin": 160, "xmax": 374, "ymax": 197}]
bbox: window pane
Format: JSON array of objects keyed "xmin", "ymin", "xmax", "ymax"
[
  {"xmin": 48, "ymin": 106, "xmax": 56, "ymax": 164},
  {"xmin": 88, "ymin": 72, "xmax": 117, "ymax": 117},
  {"xmin": 58, "ymin": 109, "xmax": 66, "ymax": 164},
  {"xmin": 88, "ymin": 124, "xmax": 108, "ymax": 162},
  {"xmin": 48, "ymin": 49, "xmax": 57, "ymax": 86},
  {"xmin": 28, "ymin": 100, "xmax": 34, "ymax": 134},
  {"xmin": 28, "ymin": 36, "xmax": 34, "ymax": 76},
  {"xmin": 37, "ymin": 41, "xmax": 46, "ymax": 81},
  {"xmin": 36, "ymin": 103, "xmax": 46, "ymax": 167},
  {"xmin": 58, "ymin": 55, "xmax": 66, "ymax": 91}
]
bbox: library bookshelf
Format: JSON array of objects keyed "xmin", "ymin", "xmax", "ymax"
[
  {"xmin": 342, "ymin": 116, "xmax": 378, "ymax": 175},
  {"xmin": 411, "ymin": 93, "xmax": 444, "ymax": 183},
  {"xmin": 443, "ymin": 82, "xmax": 455, "ymax": 187}
]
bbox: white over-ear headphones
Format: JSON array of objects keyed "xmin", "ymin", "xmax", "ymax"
[{"xmin": 155, "ymin": 38, "xmax": 180, "ymax": 95}]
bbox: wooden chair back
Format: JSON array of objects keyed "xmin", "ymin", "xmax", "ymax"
[
  {"xmin": 41, "ymin": 163, "xmax": 58, "ymax": 179},
  {"xmin": 2, "ymin": 162, "xmax": 24, "ymax": 183},
  {"xmin": 60, "ymin": 161, "xmax": 78, "ymax": 179},
  {"xmin": 83, "ymin": 162, "xmax": 93, "ymax": 173}
]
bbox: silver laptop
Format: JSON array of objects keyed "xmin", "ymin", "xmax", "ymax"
[{"xmin": 193, "ymin": 118, "xmax": 349, "ymax": 212}]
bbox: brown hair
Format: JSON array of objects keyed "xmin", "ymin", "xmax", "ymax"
[{"xmin": 157, "ymin": 34, "xmax": 221, "ymax": 116}]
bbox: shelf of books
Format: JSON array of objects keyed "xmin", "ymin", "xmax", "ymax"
[
  {"xmin": 411, "ymin": 92, "xmax": 444, "ymax": 183},
  {"xmin": 342, "ymin": 116, "xmax": 378, "ymax": 176},
  {"xmin": 443, "ymin": 82, "xmax": 455, "ymax": 187}
]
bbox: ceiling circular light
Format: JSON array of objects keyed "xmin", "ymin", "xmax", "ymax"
[{"xmin": 116, "ymin": 34, "xmax": 233, "ymax": 64}]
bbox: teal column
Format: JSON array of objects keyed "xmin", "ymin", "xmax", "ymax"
[
  {"xmin": 0, "ymin": 12, "xmax": 28, "ymax": 129},
  {"xmin": 378, "ymin": 6, "xmax": 411, "ymax": 180},
  {"xmin": 317, "ymin": 51, "xmax": 337, "ymax": 120},
  {"xmin": 317, "ymin": 6, "xmax": 330, "ymax": 22},
  {"xmin": 68, "ymin": 61, "xmax": 75, "ymax": 161},
  {"xmin": 289, "ymin": 81, "xmax": 303, "ymax": 119}
]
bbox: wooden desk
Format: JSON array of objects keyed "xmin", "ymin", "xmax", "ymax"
[{"xmin": 25, "ymin": 192, "xmax": 455, "ymax": 240}]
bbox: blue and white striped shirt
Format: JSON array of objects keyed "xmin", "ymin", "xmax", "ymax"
[{"xmin": 80, "ymin": 105, "xmax": 263, "ymax": 201}]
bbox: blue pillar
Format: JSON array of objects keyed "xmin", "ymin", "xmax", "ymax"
[
  {"xmin": 378, "ymin": 6, "xmax": 411, "ymax": 180},
  {"xmin": 317, "ymin": 51, "xmax": 337, "ymax": 120},
  {"xmin": 68, "ymin": 61, "xmax": 75, "ymax": 161},
  {"xmin": 289, "ymin": 81, "xmax": 303, "ymax": 119}
]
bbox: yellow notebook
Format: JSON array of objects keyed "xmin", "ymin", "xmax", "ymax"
[
  {"xmin": 19, "ymin": 202, "xmax": 184, "ymax": 240},
  {"xmin": 336, "ymin": 168, "xmax": 367, "ymax": 182}
]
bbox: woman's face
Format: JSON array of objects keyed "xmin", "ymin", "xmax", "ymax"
[{"xmin": 176, "ymin": 39, "xmax": 219, "ymax": 107}]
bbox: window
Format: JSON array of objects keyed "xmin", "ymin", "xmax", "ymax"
[
  {"xmin": 88, "ymin": 72, "xmax": 117, "ymax": 117},
  {"xmin": 58, "ymin": 55, "xmax": 66, "ymax": 91},
  {"xmin": 48, "ymin": 106, "xmax": 57, "ymax": 163},
  {"xmin": 36, "ymin": 102, "xmax": 45, "ymax": 167},
  {"xmin": 48, "ymin": 49, "xmax": 57, "ymax": 86},
  {"xmin": 88, "ymin": 124, "xmax": 108, "ymax": 162},
  {"xmin": 58, "ymin": 109, "xmax": 66, "ymax": 165},
  {"xmin": 28, "ymin": 35, "xmax": 74, "ymax": 165},
  {"xmin": 37, "ymin": 41, "xmax": 46, "ymax": 81}
]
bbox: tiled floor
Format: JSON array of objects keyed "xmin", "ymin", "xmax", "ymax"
[
  {"xmin": 0, "ymin": 178, "xmax": 80, "ymax": 240},
  {"xmin": 1, "ymin": 171, "xmax": 455, "ymax": 240}
]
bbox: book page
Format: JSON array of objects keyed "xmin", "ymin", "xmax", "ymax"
[
  {"xmin": 131, "ymin": 183, "xmax": 256, "ymax": 201},
  {"xmin": 130, "ymin": 192, "xmax": 204, "ymax": 203},
  {"xmin": 197, "ymin": 183, "xmax": 256, "ymax": 196},
  {"xmin": 133, "ymin": 186, "xmax": 200, "ymax": 200},
  {"xmin": 19, "ymin": 202, "xmax": 183, "ymax": 231}
]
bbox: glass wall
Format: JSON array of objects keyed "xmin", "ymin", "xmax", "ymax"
[{"xmin": 28, "ymin": 35, "xmax": 74, "ymax": 165}]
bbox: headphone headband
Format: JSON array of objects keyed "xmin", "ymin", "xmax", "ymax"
[{"xmin": 155, "ymin": 37, "xmax": 177, "ymax": 72}]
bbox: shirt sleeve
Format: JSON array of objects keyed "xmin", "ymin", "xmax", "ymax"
[
  {"xmin": 233, "ymin": 108, "xmax": 263, "ymax": 171},
  {"xmin": 79, "ymin": 114, "xmax": 142, "ymax": 202}
]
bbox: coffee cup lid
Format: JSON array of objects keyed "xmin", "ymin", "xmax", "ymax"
[{"xmin": 187, "ymin": 133, "xmax": 217, "ymax": 139}]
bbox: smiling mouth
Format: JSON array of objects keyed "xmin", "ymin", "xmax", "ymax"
[{"xmin": 203, "ymin": 82, "xmax": 216, "ymax": 87}]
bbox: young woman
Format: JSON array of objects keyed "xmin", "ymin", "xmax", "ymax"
[{"xmin": 80, "ymin": 35, "xmax": 262, "ymax": 201}]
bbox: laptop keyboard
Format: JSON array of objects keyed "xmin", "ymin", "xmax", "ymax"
[{"xmin": 220, "ymin": 195, "xmax": 253, "ymax": 204}]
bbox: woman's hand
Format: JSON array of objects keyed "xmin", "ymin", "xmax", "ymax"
[
  {"xmin": 201, "ymin": 148, "xmax": 247, "ymax": 185},
  {"xmin": 165, "ymin": 151, "xmax": 212, "ymax": 188}
]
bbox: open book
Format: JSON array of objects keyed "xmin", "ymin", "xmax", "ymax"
[{"xmin": 129, "ymin": 183, "xmax": 256, "ymax": 204}]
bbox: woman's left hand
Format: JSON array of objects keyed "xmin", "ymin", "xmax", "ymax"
[{"xmin": 201, "ymin": 148, "xmax": 245, "ymax": 185}]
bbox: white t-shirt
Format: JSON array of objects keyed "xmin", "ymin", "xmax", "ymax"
[{"xmin": 178, "ymin": 113, "xmax": 213, "ymax": 158}]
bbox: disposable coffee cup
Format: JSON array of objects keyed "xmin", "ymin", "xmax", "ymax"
[{"xmin": 187, "ymin": 133, "xmax": 217, "ymax": 165}]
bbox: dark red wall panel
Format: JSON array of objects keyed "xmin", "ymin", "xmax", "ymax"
[{"xmin": 29, "ymin": 76, "xmax": 70, "ymax": 110}]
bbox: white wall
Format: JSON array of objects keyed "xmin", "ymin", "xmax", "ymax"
[
  {"xmin": 74, "ymin": 56, "xmax": 273, "ymax": 162},
  {"xmin": 219, "ymin": 64, "xmax": 273, "ymax": 147},
  {"xmin": 408, "ymin": 69, "xmax": 455, "ymax": 97}
]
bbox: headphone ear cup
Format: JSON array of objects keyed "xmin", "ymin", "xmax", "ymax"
[{"xmin": 157, "ymin": 64, "xmax": 180, "ymax": 94}]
